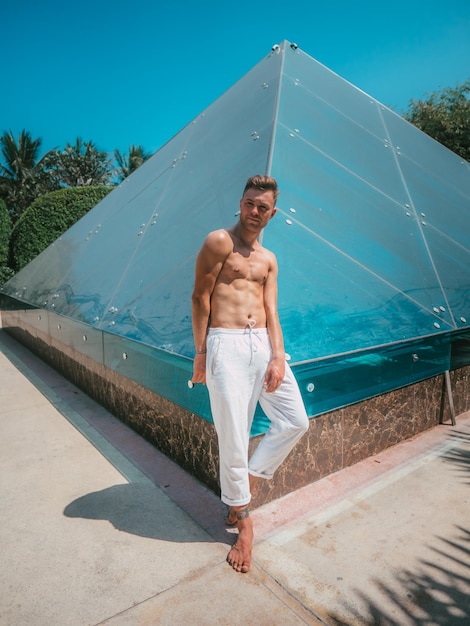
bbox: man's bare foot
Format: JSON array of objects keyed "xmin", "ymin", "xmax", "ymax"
[{"xmin": 226, "ymin": 507, "xmax": 253, "ymax": 573}]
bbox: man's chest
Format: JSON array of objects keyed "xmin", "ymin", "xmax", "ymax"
[{"xmin": 220, "ymin": 251, "xmax": 268, "ymax": 285}]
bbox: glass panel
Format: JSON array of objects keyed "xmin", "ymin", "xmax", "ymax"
[
  {"xmin": 269, "ymin": 129, "xmax": 451, "ymax": 362},
  {"xmin": 49, "ymin": 313, "xmax": 104, "ymax": 363},
  {"xmin": 292, "ymin": 336, "xmax": 451, "ymax": 418},
  {"xmin": 268, "ymin": 216, "xmax": 448, "ymax": 362},
  {"xmin": 397, "ymin": 155, "xmax": 470, "ymax": 251},
  {"xmin": 419, "ymin": 226, "xmax": 470, "ymax": 326},
  {"xmin": 283, "ymin": 46, "xmax": 387, "ymax": 138},
  {"xmin": 274, "ymin": 130, "xmax": 444, "ymax": 304},
  {"xmin": 451, "ymin": 330, "xmax": 470, "ymax": 370},
  {"xmin": 381, "ymin": 106, "xmax": 470, "ymax": 194},
  {"xmin": 102, "ymin": 333, "xmax": 206, "ymax": 417},
  {"xmin": 277, "ymin": 75, "xmax": 407, "ymax": 202}
]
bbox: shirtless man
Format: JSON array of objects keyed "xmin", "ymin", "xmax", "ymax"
[{"xmin": 191, "ymin": 175, "xmax": 309, "ymax": 573}]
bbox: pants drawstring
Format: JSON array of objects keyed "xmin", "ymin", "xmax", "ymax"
[{"xmin": 246, "ymin": 319, "xmax": 256, "ymax": 365}]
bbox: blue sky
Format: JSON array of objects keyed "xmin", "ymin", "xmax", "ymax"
[{"xmin": 2, "ymin": 0, "xmax": 469, "ymax": 157}]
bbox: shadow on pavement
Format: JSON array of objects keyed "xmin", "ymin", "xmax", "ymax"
[
  {"xmin": 326, "ymin": 428, "xmax": 470, "ymax": 626},
  {"xmin": 342, "ymin": 526, "xmax": 470, "ymax": 626},
  {"xmin": 64, "ymin": 482, "xmax": 214, "ymax": 543}
]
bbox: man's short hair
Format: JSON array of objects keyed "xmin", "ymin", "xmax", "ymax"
[{"xmin": 243, "ymin": 175, "xmax": 279, "ymax": 203}]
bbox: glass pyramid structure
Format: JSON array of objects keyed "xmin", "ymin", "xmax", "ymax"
[{"xmin": 2, "ymin": 40, "xmax": 469, "ymax": 433}]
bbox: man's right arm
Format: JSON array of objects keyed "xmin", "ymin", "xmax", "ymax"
[{"xmin": 191, "ymin": 230, "xmax": 230, "ymax": 384}]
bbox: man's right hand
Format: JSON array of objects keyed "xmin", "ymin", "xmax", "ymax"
[{"xmin": 191, "ymin": 353, "xmax": 207, "ymax": 385}]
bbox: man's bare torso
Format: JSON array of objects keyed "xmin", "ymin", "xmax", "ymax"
[{"xmin": 209, "ymin": 229, "xmax": 273, "ymax": 329}]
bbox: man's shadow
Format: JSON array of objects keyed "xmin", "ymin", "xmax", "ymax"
[{"xmin": 64, "ymin": 483, "xmax": 213, "ymax": 543}]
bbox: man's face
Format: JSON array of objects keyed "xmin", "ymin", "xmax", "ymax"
[{"xmin": 239, "ymin": 188, "xmax": 277, "ymax": 231}]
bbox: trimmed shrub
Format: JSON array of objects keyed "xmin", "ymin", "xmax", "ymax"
[
  {"xmin": 0, "ymin": 198, "xmax": 11, "ymax": 264},
  {"xmin": 10, "ymin": 186, "xmax": 111, "ymax": 271},
  {"xmin": 0, "ymin": 198, "xmax": 14, "ymax": 285}
]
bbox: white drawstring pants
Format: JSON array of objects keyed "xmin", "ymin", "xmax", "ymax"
[{"xmin": 206, "ymin": 327, "xmax": 309, "ymax": 507}]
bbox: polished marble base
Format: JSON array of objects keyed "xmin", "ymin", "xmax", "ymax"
[{"xmin": 2, "ymin": 311, "xmax": 469, "ymax": 506}]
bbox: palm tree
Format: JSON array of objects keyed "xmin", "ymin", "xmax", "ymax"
[
  {"xmin": 43, "ymin": 138, "xmax": 113, "ymax": 188},
  {"xmin": 114, "ymin": 144, "xmax": 151, "ymax": 182},
  {"xmin": 0, "ymin": 129, "xmax": 50, "ymax": 220}
]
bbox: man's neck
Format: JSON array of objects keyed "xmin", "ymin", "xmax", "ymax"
[{"xmin": 231, "ymin": 223, "xmax": 260, "ymax": 248}]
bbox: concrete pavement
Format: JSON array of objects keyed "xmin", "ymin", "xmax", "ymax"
[{"xmin": 0, "ymin": 326, "xmax": 469, "ymax": 625}]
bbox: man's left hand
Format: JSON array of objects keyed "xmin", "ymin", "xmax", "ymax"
[{"xmin": 264, "ymin": 357, "xmax": 285, "ymax": 392}]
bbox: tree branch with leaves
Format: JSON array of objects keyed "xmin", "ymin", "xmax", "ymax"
[{"xmin": 404, "ymin": 80, "xmax": 470, "ymax": 161}]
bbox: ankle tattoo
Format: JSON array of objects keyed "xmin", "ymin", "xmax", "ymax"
[{"xmin": 236, "ymin": 507, "xmax": 250, "ymax": 521}]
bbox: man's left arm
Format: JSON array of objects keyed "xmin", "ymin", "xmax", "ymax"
[{"xmin": 264, "ymin": 253, "xmax": 286, "ymax": 392}]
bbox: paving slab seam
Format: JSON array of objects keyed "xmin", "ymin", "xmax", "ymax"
[
  {"xmin": 94, "ymin": 558, "xmax": 325, "ymax": 626},
  {"xmin": 248, "ymin": 562, "xmax": 330, "ymax": 626},
  {"xmin": 93, "ymin": 557, "xmax": 241, "ymax": 625}
]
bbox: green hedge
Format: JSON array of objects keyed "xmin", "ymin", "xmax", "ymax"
[
  {"xmin": 0, "ymin": 198, "xmax": 11, "ymax": 264},
  {"xmin": 0, "ymin": 198, "xmax": 14, "ymax": 285},
  {"xmin": 10, "ymin": 186, "xmax": 111, "ymax": 271}
]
